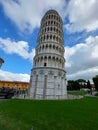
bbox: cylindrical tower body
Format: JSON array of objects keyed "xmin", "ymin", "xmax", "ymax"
[{"xmin": 29, "ymin": 10, "xmax": 67, "ymax": 99}]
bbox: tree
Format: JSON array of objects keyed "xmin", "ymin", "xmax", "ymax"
[
  {"xmin": 67, "ymin": 80, "xmax": 73, "ymax": 90},
  {"xmin": 76, "ymin": 79, "xmax": 87, "ymax": 89},
  {"xmin": 87, "ymin": 80, "xmax": 92, "ymax": 94},
  {"xmin": 67, "ymin": 80, "xmax": 80, "ymax": 90},
  {"xmin": 73, "ymin": 81, "xmax": 80, "ymax": 90},
  {"xmin": 93, "ymin": 75, "xmax": 98, "ymax": 91}
]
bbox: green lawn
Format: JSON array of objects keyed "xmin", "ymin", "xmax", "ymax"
[
  {"xmin": 0, "ymin": 97, "xmax": 98, "ymax": 130},
  {"xmin": 68, "ymin": 90, "xmax": 88, "ymax": 95}
]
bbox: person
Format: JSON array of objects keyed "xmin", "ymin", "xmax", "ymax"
[{"xmin": 24, "ymin": 94, "xmax": 26, "ymax": 98}]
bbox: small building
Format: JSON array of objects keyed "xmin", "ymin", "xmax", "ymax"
[{"xmin": 0, "ymin": 80, "xmax": 29, "ymax": 90}]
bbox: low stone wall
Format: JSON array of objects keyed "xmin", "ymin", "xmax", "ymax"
[
  {"xmin": 13, "ymin": 94, "xmax": 84, "ymax": 100},
  {"xmin": 67, "ymin": 94, "xmax": 84, "ymax": 99}
]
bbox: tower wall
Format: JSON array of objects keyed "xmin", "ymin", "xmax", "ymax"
[{"xmin": 29, "ymin": 10, "xmax": 67, "ymax": 99}]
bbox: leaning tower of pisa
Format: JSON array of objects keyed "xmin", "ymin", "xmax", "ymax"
[{"xmin": 29, "ymin": 10, "xmax": 67, "ymax": 99}]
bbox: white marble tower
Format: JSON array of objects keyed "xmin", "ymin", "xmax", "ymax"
[{"xmin": 29, "ymin": 10, "xmax": 67, "ymax": 99}]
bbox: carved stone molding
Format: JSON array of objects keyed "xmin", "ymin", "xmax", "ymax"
[
  {"xmin": 58, "ymin": 71, "xmax": 62, "ymax": 76},
  {"xmin": 33, "ymin": 71, "xmax": 36, "ymax": 75},
  {"xmin": 48, "ymin": 70, "xmax": 54, "ymax": 75},
  {"xmin": 39, "ymin": 70, "xmax": 44, "ymax": 75}
]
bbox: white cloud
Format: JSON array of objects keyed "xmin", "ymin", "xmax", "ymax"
[
  {"xmin": 65, "ymin": 35, "xmax": 98, "ymax": 80},
  {"xmin": 0, "ymin": 70, "xmax": 30, "ymax": 82},
  {"xmin": 0, "ymin": 37, "xmax": 35, "ymax": 62},
  {"xmin": 0, "ymin": 0, "xmax": 98, "ymax": 83},
  {"xmin": 0, "ymin": 35, "xmax": 98, "ymax": 82},
  {"xmin": 0, "ymin": 37, "xmax": 33, "ymax": 82},
  {"xmin": 0, "ymin": 0, "xmax": 66, "ymax": 33},
  {"xmin": 0, "ymin": 0, "xmax": 98, "ymax": 33},
  {"xmin": 67, "ymin": 66, "xmax": 98, "ymax": 82},
  {"xmin": 65, "ymin": 0, "xmax": 98, "ymax": 33}
]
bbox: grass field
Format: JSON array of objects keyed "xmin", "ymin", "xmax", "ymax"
[
  {"xmin": 0, "ymin": 97, "xmax": 98, "ymax": 130},
  {"xmin": 68, "ymin": 90, "xmax": 88, "ymax": 95}
]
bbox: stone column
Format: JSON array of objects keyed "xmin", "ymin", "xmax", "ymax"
[
  {"xmin": 43, "ymin": 75, "xmax": 47, "ymax": 99},
  {"xmin": 54, "ymin": 76, "xmax": 57, "ymax": 99},
  {"xmin": 33, "ymin": 75, "xmax": 38, "ymax": 99}
]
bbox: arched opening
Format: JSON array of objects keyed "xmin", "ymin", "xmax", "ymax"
[
  {"xmin": 42, "ymin": 45, "xmax": 44, "ymax": 51},
  {"xmin": 44, "ymin": 56, "xmax": 47, "ymax": 67},
  {"xmin": 53, "ymin": 45, "xmax": 55, "ymax": 50},
  {"xmin": 54, "ymin": 27, "xmax": 55, "ymax": 32},
  {"xmin": 48, "ymin": 56, "xmax": 51, "ymax": 67},
  {"xmin": 56, "ymin": 36, "xmax": 58, "ymax": 42},
  {"xmin": 51, "ymin": 21, "xmax": 53, "ymax": 25},
  {"xmin": 49, "ymin": 15, "xmax": 50, "ymax": 19},
  {"xmin": 40, "ymin": 37, "xmax": 42, "ymax": 42},
  {"xmin": 48, "ymin": 21, "xmax": 50, "ymax": 25},
  {"xmin": 44, "ymin": 62, "xmax": 47, "ymax": 67},
  {"xmin": 35, "ymin": 61, "xmax": 36, "ymax": 67},
  {"xmin": 43, "ymin": 36, "xmax": 45, "ymax": 42},
  {"xmin": 47, "ymin": 35, "xmax": 49, "ymax": 40},
  {"xmin": 45, "ymin": 28, "xmax": 46, "ymax": 32},
  {"xmin": 46, "ymin": 15, "xmax": 48, "ymax": 19},
  {"xmin": 53, "ymin": 35, "xmax": 55, "ymax": 41},
  {"xmin": 50, "ymin": 35, "xmax": 52, "ymax": 40},
  {"xmin": 51, "ymin": 27, "xmax": 52, "ymax": 31},
  {"xmin": 46, "ymin": 44, "xmax": 48, "ymax": 50},
  {"xmin": 52, "ymin": 57, "xmax": 55, "ymax": 67},
  {"xmin": 49, "ymin": 45, "xmax": 51, "ymax": 49},
  {"xmin": 56, "ymin": 28, "xmax": 58, "ymax": 33}
]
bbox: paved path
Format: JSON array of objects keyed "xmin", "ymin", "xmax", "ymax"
[{"xmin": 85, "ymin": 91, "xmax": 98, "ymax": 97}]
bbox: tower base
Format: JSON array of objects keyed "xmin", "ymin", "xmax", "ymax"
[{"xmin": 29, "ymin": 67, "xmax": 67, "ymax": 100}]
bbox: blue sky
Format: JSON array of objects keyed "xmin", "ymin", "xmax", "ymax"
[{"xmin": 0, "ymin": 0, "xmax": 98, "ymax": 82}]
